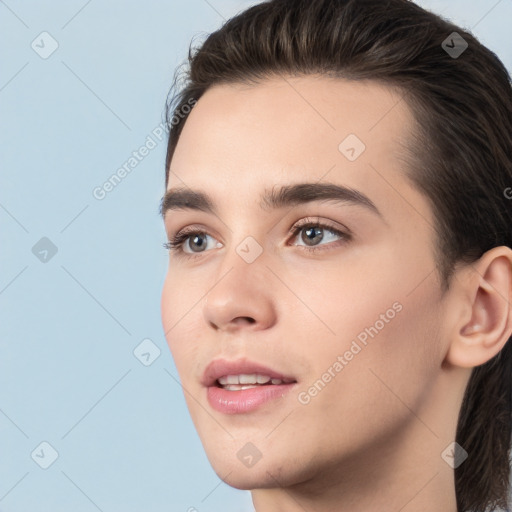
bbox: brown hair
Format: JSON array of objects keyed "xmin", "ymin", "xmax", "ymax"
[{"xmin": 163, "ymin": 1, "xmax": 512, "ymax": 510}]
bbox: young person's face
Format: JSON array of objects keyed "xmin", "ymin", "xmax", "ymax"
[{"xmin": 161, "ymin": 77, "xmax": 466, "ymax": 493}]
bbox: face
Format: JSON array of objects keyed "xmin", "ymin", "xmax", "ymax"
[{"xmin": 160, "ymin": 76, "xmax": 449, "ymax": 490}]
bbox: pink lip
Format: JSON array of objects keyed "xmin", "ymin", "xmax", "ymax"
[
  {"xmin": 202, "ymin": 358, "xmax": 298, "ymax": 415},
  {"xmin": 207, "ymin": 383, "xmax": 297, "ymax": 414}
]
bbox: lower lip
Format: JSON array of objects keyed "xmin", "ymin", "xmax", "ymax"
[{"xmin": 207, "ymin": 383, "xmax": 296, "ymax": 414}]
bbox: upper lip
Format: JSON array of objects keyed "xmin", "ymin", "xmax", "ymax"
[{"xmin": 201, "ymin": 358, "xmax": 297, "ymax": 387}]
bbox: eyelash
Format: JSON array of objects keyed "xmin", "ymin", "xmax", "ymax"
[{"xmin": 163, "ymin": 218, "xmax": 351, "ymax": 259}]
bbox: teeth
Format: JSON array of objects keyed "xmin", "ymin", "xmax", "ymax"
[
  {"xmin": 217, "ymin": 374, "xmax": 282, "ymax": 386},
  {"xmin": 223, "ymin": 384, "xmax": 260, "ymax": 391},
  {"xmin": 240, "ymin": 373, "xmax": 259, "ymax": 384}
]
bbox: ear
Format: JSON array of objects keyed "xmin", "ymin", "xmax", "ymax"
[{"xmin": 444, "ymin": 246, "xmax": 512, "ymax": 368}]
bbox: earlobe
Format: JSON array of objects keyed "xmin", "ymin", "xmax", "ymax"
[{"xmin": 444, "ymin": 247, "xmax": 512, "ymax": 369}]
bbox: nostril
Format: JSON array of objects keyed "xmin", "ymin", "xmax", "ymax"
[{"xmin": 234, "ymin": 317, "xmax": 256, "ymax": 325}]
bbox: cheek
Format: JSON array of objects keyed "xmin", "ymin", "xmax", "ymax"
[
  {"xmin": 279, "ymin": 250, "xmax": 403, "ymax": 347},
  {"xmin": 161, "ymin": 267, "xmax": 206, "ymax": 334},
  {"xmin": 300, "ymin": 275, "xmax": 441, "ymax": 434},
  {"xmin": 160, "ymin": 272, "xmax": 176, "ymax": 338},
  {"xmin": 160, "ymin": 270, "xmax": 202, "ymax": 370},
  {"xmin": 289, "ymin": 245, "xmax": 441, "ymax": 404}
]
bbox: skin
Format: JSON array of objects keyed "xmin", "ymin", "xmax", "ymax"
[{"xmin": 160, "ymin": 76, "xmax": 512, "ymax": 512}]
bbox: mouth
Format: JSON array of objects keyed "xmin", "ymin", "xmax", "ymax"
[
  {"xmin": 202, "ymin": 358, "xmax": 298, "ymax": 414},
  {"xmin": 214, "ymin": 373, "xmax": 296, "ymax": 390}
]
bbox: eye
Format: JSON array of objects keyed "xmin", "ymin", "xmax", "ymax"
[
  {"xmin": 288, "ymin": 217, "xmax": 351, "ymax": 252},
  {"xmin": 163, "ymin": 228, "xmax": 221, "ymax": 258},
  {"xmin": 163, "ymin": 217, "xmax": 351, "ymax": 259}
]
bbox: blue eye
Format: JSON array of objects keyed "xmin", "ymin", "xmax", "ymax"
[
  {"xmin": 290, "ymin": 223, "xmax": 347, "ymax": 249},
  {"xmin": 163, "ymin": 218, "xmax": 351, "ymax": 259},
  {"xmin": 164, "ymin": 230, "xmax": 218, "ymax": 255}
]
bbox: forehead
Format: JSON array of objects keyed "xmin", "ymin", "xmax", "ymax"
[{"xmin": 167, "ymin": 75, "xmax": 432, "ymax": 228}]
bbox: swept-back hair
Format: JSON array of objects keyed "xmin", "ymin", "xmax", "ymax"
[{"xmin": 163, "ymin": 1, "xmax": 512, "ymax": 510}]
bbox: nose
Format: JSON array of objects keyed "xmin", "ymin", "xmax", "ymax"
[{"xmin": 202, "ymin": 255, "xmax": 278, "ymax": 333}]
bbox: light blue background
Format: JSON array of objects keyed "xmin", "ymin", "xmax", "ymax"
[{"xmin": 1, "ymin": 1, "xmax": 511, "ymax": 511}]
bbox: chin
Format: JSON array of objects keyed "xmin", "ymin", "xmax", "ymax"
[
  {"xmin": 213, "ymin": 465, "xmax": 290, "ymax": 491},
  {"xmin": 204, "ymin": 447, "xmax": 315, "ymax": 491}
]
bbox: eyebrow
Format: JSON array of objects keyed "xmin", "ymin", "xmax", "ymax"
[{"xmin": 159, "ymin": 182, "xmax": 382, "ymax": 219}]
